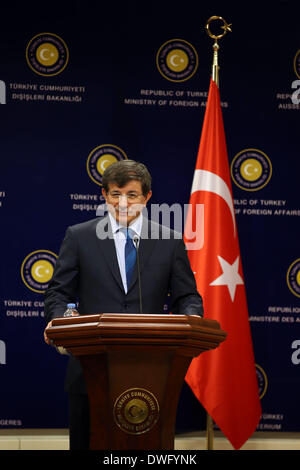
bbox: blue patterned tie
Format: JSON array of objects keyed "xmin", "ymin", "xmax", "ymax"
[{"xmin": 121, "ymin": 228, "xmax": 137, "ymax": 287}]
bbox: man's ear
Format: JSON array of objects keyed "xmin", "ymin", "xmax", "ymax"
[
  {"xmin": 102, "ymin": 188, "xmax": 107, "ymax": 200},
  {"xmin": 144, "ymin": 190, "xmax": 152, "ymax": 204}
]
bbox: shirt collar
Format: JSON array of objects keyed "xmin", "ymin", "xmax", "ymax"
[{"xmin": 108, "ymin": 212, "xmax": 143, "ymax": 238}]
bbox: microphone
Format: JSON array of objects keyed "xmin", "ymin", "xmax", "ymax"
[{"xmin": 133, "ymin": 235, "xmax": 143, "ymax": 314}]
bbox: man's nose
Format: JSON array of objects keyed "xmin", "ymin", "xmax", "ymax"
[{"xmin": 118, "ymin": 194, "xmax": 129, "ymax": 207}]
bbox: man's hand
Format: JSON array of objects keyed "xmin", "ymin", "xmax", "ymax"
[
  {"xmin": 44, "ymin": 312, "xmax": 80, "ymax": 346},
  {"xmin": 44, "ymin": 321, "xmax": 53, "ymax": 345}
]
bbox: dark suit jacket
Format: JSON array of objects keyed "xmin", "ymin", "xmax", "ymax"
[{"xmin": 44, "ymin": 215, "xmax": 203, "ymax": 393}]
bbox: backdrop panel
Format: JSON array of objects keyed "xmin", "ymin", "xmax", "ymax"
[{"xmin": 0, "ymin": 1, "xmax": 299, "ymax": 433}]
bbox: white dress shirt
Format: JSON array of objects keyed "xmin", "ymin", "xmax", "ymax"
[{"xmin": 108, "ymin": 212, "xmax": 142, "ymax": 293}]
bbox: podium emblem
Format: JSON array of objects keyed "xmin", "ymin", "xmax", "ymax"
[{"xmin": 113, "ymin": 388, "xmax": 159, "ymax": 435}]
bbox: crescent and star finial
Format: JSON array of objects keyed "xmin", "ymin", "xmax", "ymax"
[
  {"xmin": 205, "ymin": 16, "xmax": 232, "ymax": 41},
  {"xmin": 205, "ymin": 16, "xmax": 232, "ymax": 86}
]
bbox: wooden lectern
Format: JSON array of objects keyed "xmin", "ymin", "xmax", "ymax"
[{"xmin": 47, "ymin": 313, "xmax": 226, "ymax": 450}]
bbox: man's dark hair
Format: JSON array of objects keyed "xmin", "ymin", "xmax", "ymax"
[{"xmin": 102, "ymin": 159, "xmax": 152, "ymax": 196}]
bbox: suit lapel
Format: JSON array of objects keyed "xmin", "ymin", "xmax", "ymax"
[
  {"xmin": 94, "ymin": 216, "xmax": 124, "ymax": 292},
  {"xmin": 139, "ymin": 217, "xmax": 159, "ymax": 270},
  {"xmin": 95, "ymin": 215, "xmax": 159, "ymax": 294}
]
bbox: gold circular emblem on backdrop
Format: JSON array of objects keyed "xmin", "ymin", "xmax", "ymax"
[
  {"xmin": 21, "ymin": 250, "xmax": 58, "ymax": 293},
  {"xmin": 96, "ymin": 154, "xmax": 118, "ymax": 175},
  {"xmin": 240, "ymin": 158, "xmax": 263, "ymax": 182},
  {"xmin": 31, "ymin": 259, "xmax": 54, "ymax": 283},
  {"xmin": 36, "ymin": 43, "xmax": 59, "ymax": 66},
  {"xmin": 156, "ymin": 39, "xmax": 198, "ymax": 82},
  {"xmin": 287, "ymin": 258, "xmax": 300, "ymax": 298},
  {"xmin": 26, "ymin": 33, "xmax": 69, "ymax": 76},
  {"xmin": 230, "ymin": 148, "xmax": 272, "ymax": 191},
  {"xmin": 113, "ymin": 388, "xmax": 159, "ymax": 435},
  {"xmin": 293, "ymin": 49, "xmax": 300, "ymax": 79},
  {"xmin": 86, "ymin": 144, "xmax": 127, "ymax": 186},
  {"xmin": 166, "ymin": 49, "xmax": 189, "ymax": 72},
  {"xmin": 255, "ymin": 364, "xmax": 268, "ymax": 399}
]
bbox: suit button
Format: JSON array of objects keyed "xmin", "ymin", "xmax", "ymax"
[{"xmin": 124, "ymin": 303, "xmax": 128, "ymax": 310}]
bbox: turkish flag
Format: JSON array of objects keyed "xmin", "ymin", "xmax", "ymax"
[{"xmin": 184, "ymin": 78, "xmax": 261, "ymax": 450}]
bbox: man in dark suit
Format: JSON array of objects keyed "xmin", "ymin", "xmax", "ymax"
[{"xmin": 44, "ymin": 159, "xmax": 203, "ymax": 450}]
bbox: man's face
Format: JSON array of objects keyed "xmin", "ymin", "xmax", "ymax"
[{"xmin": 102, "ymin": 180, "xmax": 152, "ymax": 226}]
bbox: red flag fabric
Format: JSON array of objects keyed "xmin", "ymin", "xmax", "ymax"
[{"xmin": 184, "ymin": 78, "xmax": 261, "ymax": 450}]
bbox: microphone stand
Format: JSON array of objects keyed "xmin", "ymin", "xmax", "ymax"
[{"xmin": 133, "ymin": 236, "xmax": 143, "ymax": 315}]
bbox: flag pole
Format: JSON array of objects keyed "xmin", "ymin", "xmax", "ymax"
[
  {"xmin": 204, "ymin": 16, "xmax": 232, "ymax": 451},
  {"xmin": 205, "ymin": 16, "xmax": 232, "ymax": 89},
  {"xmin": 206, "ymin": 413, "xmax": 214, "ymax": 450}
]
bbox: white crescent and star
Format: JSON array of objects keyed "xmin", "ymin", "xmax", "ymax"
[
  {"xmin": 39, "ymin": 48, "xmax": 55, "ymax": 61},
  {"xmin": 244, "ymin": 163, "xmax": 257, "ymax": 177},
  {"xmin": 100, "ymin": 159, "xmax": 110, "ymax": 172},
  {"xmin": 169, "ymin": 54, "xmax": 184, "ymax": 67},
  {"xmin": 190, "ymin": 169, "xmax": 244, "ymax": 301},
  {"xmin": 191, "ymin": 169, "xmax": 236, "ymax": 236},
  {"xmin": 34, "ymin": 265, "xmax": 50, "ymax": 278},
  {"xmin": 210, "ymin": 255, "xmax": 244, "ymax": 302}
]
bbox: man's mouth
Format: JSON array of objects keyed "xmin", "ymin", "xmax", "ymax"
[
  {"xmin": 107, "ymin": 203, "xmax": 143, "ymax": 220},
  {"xmin": 117, "ymin": 209, "xmax": 130, "ymax": 216}
]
